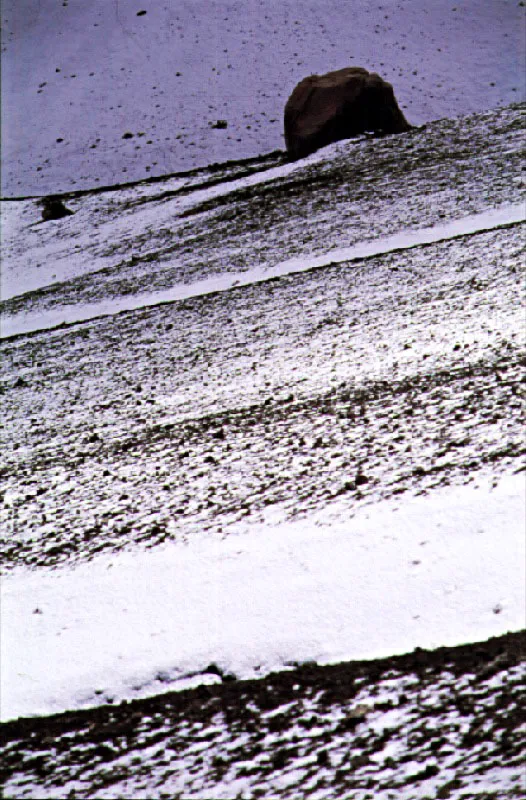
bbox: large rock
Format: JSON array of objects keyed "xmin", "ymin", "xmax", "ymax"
[{"xmin": 284, "ymin": 66, "xmax": 412, "ymax": 160}]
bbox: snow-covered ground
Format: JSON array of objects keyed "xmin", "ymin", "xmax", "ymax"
[
  {"xmin": 1, "ymin": 201, "xmax": 524, "ymax": 338},
  {"xmin": 0, "ymin": 2, "xmax": 525, "ymax": 797},
  {"xmin": 1, "ymin": 0, "xmax": 525, "ymax": 195},
  {"xmin": 1, "ymin": 102, "xmax": 524, "ymax": 733},
  {"xmin": 2, "ymin": 98, "xmax": 524, "ymax": 718},
  {"xmin": 3, "ymin": 630, "xmax": 524, "ymax": 800},
  {"xmin": 1, "ymin": 100, "xmax": 524, "ymax": 341}
]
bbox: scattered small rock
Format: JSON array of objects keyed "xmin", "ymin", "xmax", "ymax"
[
  {"xmin": 40, "ymin": 196, "xmax": 74, "ymax": 221},
  {"xmin": 204, "ymin": 663, "xmax": 236, "ymax": 682},
  {"xmin": 355, "ymin": 472, "xmax": 369, "ymax": 486}
]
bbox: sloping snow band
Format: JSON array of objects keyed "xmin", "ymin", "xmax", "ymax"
[
  {"xmin": 1, "ymin": 203, "xmax": 523, "ymax": 339},
  {"xmin": 1, "ymin": 472, "xmax": 524, "ymax": 722}
]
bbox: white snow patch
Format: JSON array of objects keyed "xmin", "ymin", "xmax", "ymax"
[
  {"xmin": 0, "ymin": 154, "xmax": 316, "ymax": 303},
  {"xmin": 1, "ymin": 471, "xmax": 524, "ymax": 722}
]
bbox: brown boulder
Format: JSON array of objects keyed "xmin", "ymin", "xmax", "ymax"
[{"xmin": 284, "ymin": 67, "xmax": 412, "ymax": 160}]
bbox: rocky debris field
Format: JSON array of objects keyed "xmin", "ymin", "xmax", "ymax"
[
  {"xmin": 0, "ymin": 223, "xmax": 524, "ymax": 572},
  {"xmin": 1, "ymin": 631, "xmax": 524, "ymax": 799},
  {"xmin": 1, "ymin": 104, "xmax": 525, "ymax": 573},
  {"xmin": 0, "ymin": 102, "xmax": 525, "ymax": 798}
]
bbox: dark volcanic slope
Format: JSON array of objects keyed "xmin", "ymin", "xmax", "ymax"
[{"xmin": 1, "ymin": 631, "xmax": 524, "ymax": 800}]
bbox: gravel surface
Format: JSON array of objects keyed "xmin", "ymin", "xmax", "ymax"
[
  {"xmin": 1, "ymin": 104, "xmax": 525, "ymax": 573},
  {"xmin": 1, "ymin": 104, "xmax": 524, "ymax": 319},
  {"xmin": 1, "ymin": 222, "xmax": 524, "ymax": 572}
]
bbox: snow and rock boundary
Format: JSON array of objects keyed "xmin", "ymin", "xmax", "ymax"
[
  {"xmin": 0, "ymin": 100, "xmax": 524, "ymax": 798},
  {"xmin": 1, "ymin": 630, "xmax": 524, "ymax": 799},
  {"xmin": 1, "ymin": 102, "xmax": 524, "ymax": 339}
]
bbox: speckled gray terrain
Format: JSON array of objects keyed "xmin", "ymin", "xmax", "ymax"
[
  {"xmin": 2, "ymin": 0, "xmax": 524, "ymax": 195},
  {"xmin": 0, "ymin": 104, "xmax": 525, "ymax": 798}
]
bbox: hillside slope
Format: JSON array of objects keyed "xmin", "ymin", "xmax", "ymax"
[
  {"xmin": 1, "ymin": 103, "xmax": 525, "ymax": 798},
  {"xmin": 2, "ymin": 631, "xmax": 525, "ymax": 799}
]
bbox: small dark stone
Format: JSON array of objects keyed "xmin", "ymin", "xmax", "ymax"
[
  {"xmin": 406, "ymin": 762, "xmax": 440, "ymax": 783},
  {"xmin": 40, "ymin": 196, "xmax": 74, "ymax": 221},
  {"xmin": 93, "ymin": 744, "xmax": 116, "ymax": 761},
  {"xmin": 272, "ymin": 749, "xmax": 289, "ymax": 770},
  {"xmin": 122, "ymin": 131, "xmax": 134, "ymax": 139},
  {"xmin": 205, "ymin": 662, "xmax": 223, "ymax": 678},
  {"xmin": 436, "ymin": 779, "xmax": 462, "ymax": 799},
  {"xmin": 195, "ymin": 684, "xmax": 213, "ymax": 700},
  {"xmin": 29, "ymin": 755, "xmax": 48, "ymax": 776}
]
